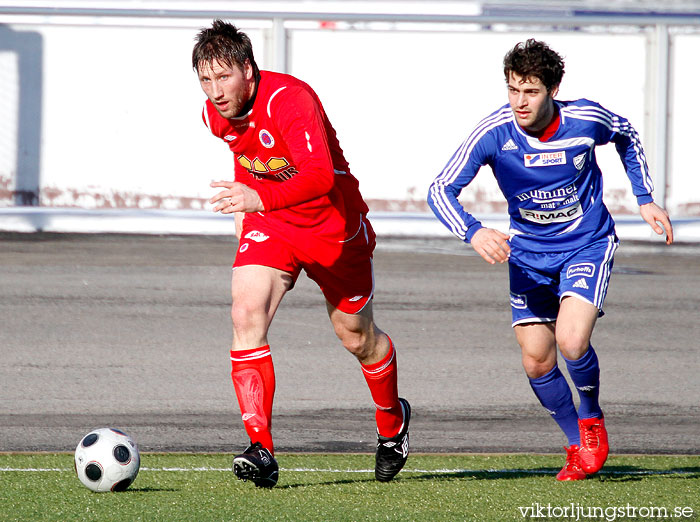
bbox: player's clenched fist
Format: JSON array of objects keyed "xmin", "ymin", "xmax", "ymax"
[{"xmin": 209, "ymin": 180, "xmax": 264, "ymax": 214}]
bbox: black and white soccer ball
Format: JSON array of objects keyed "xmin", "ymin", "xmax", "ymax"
[{"xmin": 74, "ymin": 428, "xmax": 140, "ymax": 492}]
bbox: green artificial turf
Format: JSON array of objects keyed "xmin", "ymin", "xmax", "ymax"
[{"xmin": 1, "ymin": 453, "xmax": 698, "ymax": 521}]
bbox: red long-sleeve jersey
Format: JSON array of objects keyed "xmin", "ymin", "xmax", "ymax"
[{"xmin": 202, "ymin": 70, "xmax": 368, "ymax": 240}]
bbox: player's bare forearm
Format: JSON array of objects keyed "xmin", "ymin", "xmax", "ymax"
[
  {"xmin": 640, "ymin": 202, "xmax": 674, "ymax": 245},
  {"xmin": 210, "ymin": 180, "xmax": 264, "ymax": 214},
  {"xmin": 470, "ymin": 227, "xmax": 511, "ymax": 264}
]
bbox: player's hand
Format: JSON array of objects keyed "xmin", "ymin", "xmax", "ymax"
[
  {"xmin": 470, "ymin": 227, "xmax": 511, "ymax": 264},
  {"xmin": 209, "ymin": 180, "xmax": 264, "ymax": 214},
  {"xmin": 640, "ymin": 202, "xmax": 673, "ymax": 245}
]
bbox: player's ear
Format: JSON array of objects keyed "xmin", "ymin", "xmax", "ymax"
[
  {"xmin": 242, "ymin": 59, "xmax": 254, "ymax": 80},
  {"xmin": 549, "ymin": 84, "xmax": 560, "ymax": 98}
]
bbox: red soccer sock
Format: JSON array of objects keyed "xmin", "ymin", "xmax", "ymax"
[
  {"xmin": 230, "ymin": 346, "xmax": 276, "ymax": 454},
  {"xmin": 361, "ymin": 336, "xmax": 403, "ymax": 438}
]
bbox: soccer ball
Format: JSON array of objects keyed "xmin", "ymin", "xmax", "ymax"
[{"xmin": 74, "ymin": 428, "xmax": 140, "ymax": 492}]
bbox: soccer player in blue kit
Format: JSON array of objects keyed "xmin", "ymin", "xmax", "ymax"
[{"xmin": 427, "ymin": 39, "xmax": 673, "ymax": 480}]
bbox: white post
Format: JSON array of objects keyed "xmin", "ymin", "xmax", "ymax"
[
  {"xmin": 272, "ymin": 17, "xmax": 288, "ymax": 73},
  {"xmin": 653, "ymin": 23, "xmax": 669, "ymax": 208}
]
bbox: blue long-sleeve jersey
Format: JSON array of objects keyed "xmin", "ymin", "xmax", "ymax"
[{"xmin": 427, "ymin": 99, "xmax": 654, "ymax": 252}]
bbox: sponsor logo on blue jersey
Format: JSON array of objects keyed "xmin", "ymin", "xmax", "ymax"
[
  {"xmin": 524, "ymin": 151, "xmax": 566, "ymax": 167},
  {"xmin": 501, "ymin": 139, "xmax": 518, "ymax": 151},
  {"xmin": 515, "ymin": 183, "xmax": 577, "ymax": 203},
  {"xmin": 519, "ymin": 201, "xmax": 583, "ymax": 224},
  {"xmin": 566, "ymin": 262, "xmax": 596, "ymax": 279}
]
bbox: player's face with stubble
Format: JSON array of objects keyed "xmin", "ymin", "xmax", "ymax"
[
  {"xmin": 507, "ymin": 71, "xmax": 558, "ymax": 133},
  {"xmin": 198, "ymin": 59, "xmax": 254, "ymax": 119}
]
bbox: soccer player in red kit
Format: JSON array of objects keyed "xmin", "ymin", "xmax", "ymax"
[{"xmin": 192, "ymin": 20, "xmax": 410, "ymax": 488}]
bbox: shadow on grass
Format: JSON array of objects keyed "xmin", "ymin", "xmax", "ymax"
[
  {"xmin": 279, "ymin": 470, "xmax": 559, "ymax": 488},
  {"xmin": 279, "ymin": 466, "xmax": 700, "ymax": 488},
  {"xmin": 126, "ymin": 486, "xmax": 178, "ymax": 492},
  {"xmin": 280, "ymin": 478, "xmax": 376, "ymax": 489},
  {"xmin": 592, "ymin": 466, "xmax": 700, "ymax": 483}
]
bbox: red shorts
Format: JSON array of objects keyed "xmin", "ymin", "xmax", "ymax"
[{"xmin": 233, "ymin": 214, "xmax": 376, "ymax": 314}]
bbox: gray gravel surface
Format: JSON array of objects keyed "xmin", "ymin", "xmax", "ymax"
[{"xmin": 1, "ymin": 233, "xmax": 698, "ymax": 454}]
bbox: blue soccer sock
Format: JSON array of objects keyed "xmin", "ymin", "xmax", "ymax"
[
  {"xmin": 529, "ymin": 365, "xmax": 581, "ymax": 446},
  {"xmin": 564, "ymin": 346, "xmax": 602, "ymax": 420}
]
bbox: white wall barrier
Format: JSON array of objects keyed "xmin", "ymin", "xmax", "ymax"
[{"xmin": 0, "ymin": 4, "xmax": 699, "ymax": 239}]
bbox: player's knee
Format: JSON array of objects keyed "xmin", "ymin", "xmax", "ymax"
[
  {"xmin": 337, "ymin": 329, "xmax": 372, "ymax": 358},
  {"xmin": 556, "ymin": 333, "xmax": 590, "ymax": 360},
  {"xmin": 340, "ymin": 334, "xmax": 367, "ymax": 357},
  {"xmin": 522, "ymin": 355, "xmax": 556, "ymax": 379},
  {"xmin": 520, "ymin": 341, "xmax": 556, "ymax": 378},
  {"xmin": 230, "ymin": 302, "xmax": 265, "ymax": 334}
]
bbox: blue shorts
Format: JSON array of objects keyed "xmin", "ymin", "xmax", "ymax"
[{"xmin": 508, "ymin": 234, "xmax": 619, "ymax": 327}]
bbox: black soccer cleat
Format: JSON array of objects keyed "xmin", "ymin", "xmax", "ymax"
[
  {"xmin": 375, "ymin": 398, "xmax": 411, "ymax": 482},
  {"xmin": 232, "ymin": 442, "xmax": 279, "ymax": 488}
]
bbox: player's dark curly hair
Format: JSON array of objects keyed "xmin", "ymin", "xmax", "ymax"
[
  {"xmin": 503, "ymin": 39, "xmax": 565, "ymax": 92},
  {"xmin": 192, "ymin": 19, "xmax": 259, "ymax": 76}
]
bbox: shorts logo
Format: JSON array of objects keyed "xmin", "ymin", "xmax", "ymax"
[
  {"xmin": 241, "ymin": 413, "xmax": 256, "ymax": 421},
  {"xmin": 349, "ymin": 295, "xmax": 364, "ymax": 302},
  {"xmin": 524, "ymin": 151, "xmax": 566, "ymax": 167},
  {"xmin": 244, "ymin": 230, "xmax": 269, "ymax": 243},
  {"xmin": 510, "ymin": 293, "xmax": 528, "ymax": 310},
  {"xmin": 259, "ymin": 129, "xmax": 275, "ymax": 148},
  {"xmin": 239, "ymin": 243, "xmax": 249, "ymax": 253},
  {"xmin": 572, "ymin": 278, "xmax": 589, "ymax": 290},
  {"xmin": 566, "ymin": 262, "xmax": 595, "ymax": 279}
]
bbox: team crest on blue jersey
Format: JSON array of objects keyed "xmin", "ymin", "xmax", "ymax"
[
  {"xmin": 573, "ymin": 153, "xmax": 587, "ymax": 171},
  {"xmin": 259, "ymin": 129, "xmax": 275, "ymax": 148},
  {"xmin": 524, "ymin": 151, "xmax": 566, "ymax": 167}
]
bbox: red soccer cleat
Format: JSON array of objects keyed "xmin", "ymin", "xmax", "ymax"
[
  {"xmin": 556, "ymin": 445, "xmax": 587, "ymax": 481},
  {"xmin": 578, "ymin": 415, "xmax": 609, "ymax": 474}
]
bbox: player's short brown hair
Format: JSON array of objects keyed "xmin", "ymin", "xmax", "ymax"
[
  {"xmin": 192, "ymin": 19, "xmax": 259, "ymax": 76},
  {"xmin": 503, "ymin": 39, "xmax": 565, "ymax": 93}
]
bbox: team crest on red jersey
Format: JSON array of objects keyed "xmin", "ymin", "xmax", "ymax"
[{"xmin": 259, "ymin": 129, "xmax": 275, "ymax": 148}]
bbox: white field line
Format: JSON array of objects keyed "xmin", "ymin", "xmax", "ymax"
[{"xmin": 0, "ymin": 467, "xmax": 696, "ymax": 476}]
